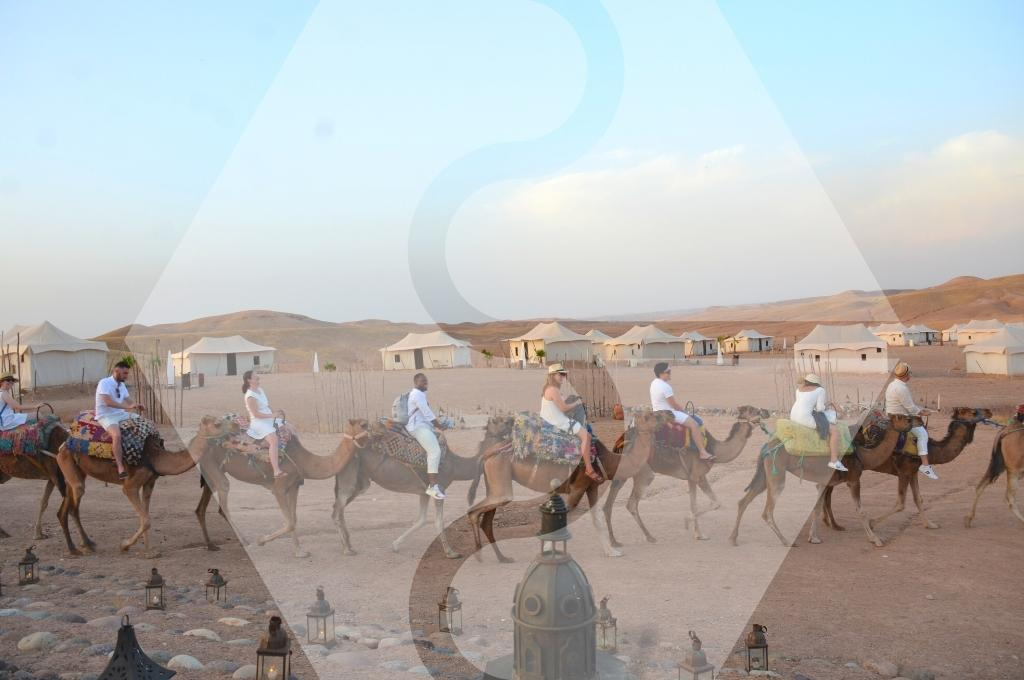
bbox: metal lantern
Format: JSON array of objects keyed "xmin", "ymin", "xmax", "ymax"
[
  {"xmin": 595, "ymin": 596, "xmax": 617, "ymax": 653},
  {"xmin": 18, "ymin": 545, "xmax": 40, "ymax": 585},
  {"xmin": 205, "ymin": 568, "xmax": 227, "ymax": 603},
  {"xmin": 438, "ymin": 586, "xmax": 462, "ymax": 635},
  {"xmin": 256, "ymin": 616, "xmax": 291, "ymax": 680},
  {"xmin": 98, "ymin": 615, "xmax": 176, "ymax": 680},
  {"xmin": 306, "ymin": 585, "xmax": 336, "ymax": 647},
  {"xmin": 678, "ymin": 630, "xmax": 715, "ymax": 680},
  {"xmin": 145, "ymin": 567, "xmax": 165, "ymax": 610},
  {"xmin": 744, "ymin": 623, "xmax": 768, "ymax": 673}
]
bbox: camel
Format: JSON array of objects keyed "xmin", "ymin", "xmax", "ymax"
[
  {"xmin": 965, "ymin": 419, "xmax": 1024, "ymax": 528},
  {"xmin": 331, "ymin": 419, "xmax": 502, "ymax": 559},
  {"xmin": 604, "ymin": 405, "xmax": 769, "ymax": 544},
  {"xmin": 465, "ymin": 410, "xmax": 675, "ymax": 562},
  {"xmin": 195, "ymin": 418, "xmax": 364, "ymax": 558},
  {"xmin": 56, "ymin": 416, "xmax": 228, "ymax": 557},
  {"xmin": 729, "ymin": 414, "xmax": 914, "ymax": 548},
  {"xmin": 821, "ymin": 407, "xmax": 992, "ymax": 531}
]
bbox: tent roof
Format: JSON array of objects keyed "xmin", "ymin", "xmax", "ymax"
[
  {"xmin": 179, "ymin": 335, "xmax": 275, "ymax": 357},
  {"xmin": 907, "ymin": 324, "xmax": 938, "ymax": 333},
  {"xmin": 943, "ymin": 323, "xmax": 964, "ymax": 332},
  {"xmin": 795, "ymin": 324, "xmax": 887, "ymax": 351},
  {"xmin": 381, "ymin": 331, "xmax": 471, "ymax": 351},
  {"xmin": 3, "ymin": 321, "xmax": 108, "ymax": 355},
  {"xmin": 680, "ymin": 331, "xmax": 713, "ymax": 341},
  {"xmin": 507, "ymin": 322, "xmax": 589, "ymax": 343},
  {"xmin": 608, "ymin": 325, "xmax": 683, "ymax": 346},
  {"xmin": 961, "ymin": 319, "xmax": 1005, "ymax": 331},
  {"xmin": 962, "ymin": 326, "xmax": 1024, "ymax": 355},
  {"xmin": 585, "ymin": 329, "xmax": 612, "ymax": 342},
  {"xmin": 733, "ymin": 329, "xmax": 772, "ymax": 339},
  {"xmin": 871, "ymin": 322, "xmax": 910, "ymax": 333}
]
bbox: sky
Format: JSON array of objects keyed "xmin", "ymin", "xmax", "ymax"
[{"xmin": 1, "ymin": 1, "xmax": 1021, "ymax": 337}]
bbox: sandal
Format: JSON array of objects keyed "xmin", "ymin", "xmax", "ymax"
[
  {"xmin": 273, "ymin": 471, "xmax": 287, "ymax": 479},
  {"xmin": 117, "ymin": 470, "xmax": 129, "ymax": 480},
  {"xmin": 699, "ymin": 453, "xmax": 716, "ymax": 463},
  {"xmin": 584, "ymin": 469, "xmax": 604, "ymax": 483}
]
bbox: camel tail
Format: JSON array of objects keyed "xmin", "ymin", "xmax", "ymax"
[
  {"xmin": 983, "ymin": 438, "xmax": 1007, "ymax": 484},
  {"xmin": 744, "ymin": 455, "xmax": 768, "ymax": 493}
]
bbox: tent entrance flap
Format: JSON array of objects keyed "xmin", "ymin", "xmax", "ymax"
[
  {"xmin": 414, "ymin": 348, "xmax": 424, "ymax": 370},
  {"xmin": 226, "ymin": 353, "xmax": 237, "ymax": 376}
]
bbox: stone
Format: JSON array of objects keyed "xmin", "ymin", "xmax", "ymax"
[
  {"xmin": 380, "ymin": 660, "xmax": 408, "ymax": 672},
  {"xmin": 24, "ymin": 611, "xmax": 51, "ymax": 620},
  {"xmin": 358, "ymin": 637, "xmax": 380, "ymax": 649},
  {"xmin": 168, "ymin": 655, "xmax": 204, "ymax": 671},
  {"xmin": 378, "ymin": 637, "xmax": 406, "ymax": 648},
  {"xmin": 794, "ymin": 674, "xmax": 815, "ymax": 680},
  {"xmin": 407, "ymin": 667, "xmax": 430, "ymax": 675},
  {"xmin": 232, "ymin": 666, "xmax": 258, "ymax": 680},
  {"xmin": 304, "ymin": 644, "xmax": 329, "ymax": 657},
  {"xmin": 749, "ymin": 672, "xmax": 782, "ymax": 678},
  {"xmin": 11, "ymin": 598, "xmax": 32, "ymax": 607},
  {"xmin": 225, "ymin": 638, "xmax": 256, "ymax": 646},
  {"xmin": 51, "ymin": 613, "xmax": 87, "ymax": 624},
  {"xmin": 81, "ymin": 643, "xmax": 115, "ymax": 657},
  {"xmin": 205, "ymin": 660, "xmax": 242, "ymax": 673},
  {"xmin": 148, "ymin": 651, "xmax": 173, "ymax": 665},
  {"xmin": 55, "ymin": 638, "xmax": 91, "ymax": 652},
  {"xmin": 134, "ymin": 622, "xmax": 156, "ymax": 633},
  {"xmin": 289, "ymin": 624, "xmax": 306, "ymax": 637},
  {"xmin": 0, "ymin": 609, "xmax": 23, "ymax": 618},
  {"xmin": 62, "ymin": 587, "xmax": 87, "ymax": 597},
  {"xmin": 25, "ymin": 602, "xmax": 54, "ymax": 609},
  {"xmin": 86, "ymin": 616, "xmax": 122, "ymax": 631},
  {"xmin": 17, "ymin": 631, "xmax": 58, "ymax": 652},
  {"xmin": 115, "ymin": 606, "xmax": 140, "ymax": 617},
  {"xmin": 905, "ymin": 671, "xmax": 935, "ymax": 680},
  {"xmin": 326, "ymin": 652, "xmax": 370, "ymax": 669},
  {"xmin": 13, "ymin": 671, "xmax": 33, "ymax": 680},
  {"xmin": 217, "ymin": 617, "xmax": 250, "ymax": 627},
  {"xmin": 863, "ymin": 659, "xmax": 899, "ymax": 678},
  {"xmin": 335, "ymin": 626, "xmax": 360, "ymax": 640},
  {"xmin": 184, "ymin": 628, "xmax": 222, "ymax": 642}
]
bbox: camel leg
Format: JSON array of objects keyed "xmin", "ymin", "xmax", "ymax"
[
  {"xmin": 602, "ymin": 479, "xmax": 627, "ymax": 548},
  {"xmin": 69, "ymin": 486, "xmax": 95, "ymax": 552},
  {"xmin": 587, "ymin": 486, "xmax": 623, "ymax": 558},
  {"xmin": 909, "ymin": 474, "xmax": 940, "ymax": 529},
  {"xmin": 119, "ymin": 482, "xmax": 153, "ymax": 555},
  {"xmin": 626, "ymin": 467, "xmax": 660, "ymax": 544},
  {"xmin": 33, "ymin": 481, "xmax": 55, "ymax": 540},
  {"xmin": 1007, "ymin": 473, "xmax": 1024, "ymax": 525},
  {"xmin": 393, "ymin": 494, "xmax": 430, "ymax": 553},
  {"xmin": 479, "ymin": 508, "xmax": 513, "ymax": 563},
  {"xmin": 56, "ymin": 457, "xmax": 86, "ymax": 556},
  {"xmin": 822, "ymin": 486, "xmax": 846, "ymax": 531},
  {"xmin": 194, "ymin": 485, "xmax": 220, "ymax": 551},
  {"xmin": 761, "ymin": 467, "xmax": 792, "ymax": 547},
  {"xmin": 870, "ymin": 475, "xmax": 909, "ymax": 529},
  {"xmin": 807, "ymin": 484, "xmax": 827, "ymax": 544},
  {"xmin": 849, "ymin": 482, "xmax": 885, "ymax": 547},
  {"xmin": 330, "ymin": 476, "xmax": 359, "ymax": 557},
  {"xmin": 964, "ymin": 469, "xmax": 995, "ymax": 528},
  {"xmin": 730, "ymin": 461, "xmax": 769, "ymax": 547},
  {"xmin": 688, "ymin": 479, "xmax": 709, "ymax": 541},
  {"xmin": 255, "ymin": 485, "xmax": 298, "ymax": 549},
  {"xmin": 434, "ymin": 498, "xmax": 461, "ymax": 559},
  {"xmin": 285, "ymin": 486, "xmax": 308, "ymax": 558},
  {"xmin": 140, "ymin": 478, "xmax": 160, "ymax": 558},
  {"xmin": 696, "ymin": 476, "xmax": 721, "ymax": 511}
]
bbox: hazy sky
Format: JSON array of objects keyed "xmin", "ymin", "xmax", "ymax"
[{"xmin": 2, "ymin": 1, "xmax": 1021, "ymax": 337}]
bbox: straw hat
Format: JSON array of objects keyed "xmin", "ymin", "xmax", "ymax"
[
  {"xmin": 0, "ymin": 372, "xmax": 18, "ymax": 384},
  {"xmin": 547, "ymin": 363, "xmax": 568, "ymax": 375},
  {"xmin": 802, "ymin": 373, "xmax": 822, "ymax": 386},
  {"xmin": 893, "ymin": 362, "xmax": 911, "ymax": 378}
]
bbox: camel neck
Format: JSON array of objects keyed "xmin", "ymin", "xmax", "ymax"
[
  {"xmin": 927, "ymin": 421, "xmax": 974, "ymax": 465},
  {"xmin": 707, "ymin": 421, "xmax": 754, "ymax": 463}
]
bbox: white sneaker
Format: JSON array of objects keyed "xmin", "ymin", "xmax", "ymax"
[
  {"xmin": 919, "ymin": 465, "xmax": 939, "ymax": 480},
  {"xmin": 828, "ymin": 460, "xmax": 849, "ymax": 472},
  {"xmin": 425, "ymin": 484, "xmax": 447, "ymax": 500}
]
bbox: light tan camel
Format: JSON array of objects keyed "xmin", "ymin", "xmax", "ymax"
[
  {"xmin": 965, "ymin": 419, "xmax": 1024, "ymax": 527},
  {"xmin": 821, "ymin": 407, "xmax": 992, "ymax": 531},
  {"xmin": 465, "ymin": 410, "xmax": 674, "ymax": 562},
  {"xmin": 331, "ymin": 419, "xmax": 505, "ymax": 559},
  {"xmin": 56, "ymin": 416, "xmax": 227, "ymax": 557},
  {"xmin": 605, "ymin": 405, "xmax": 769, "ymax": 544},
  {"xmin": 195, "ymin": 418, "xmax": 363, "ymax": 558},
  {"xmin": 729, "ymin": 414, "xmax": 913, "ymax": 548}
]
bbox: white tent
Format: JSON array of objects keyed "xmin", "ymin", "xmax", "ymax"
[
  {"xmin": 605, "ymin": 325, "xmax": 685, "ymax": 361},
  {"xmin": 1, "ymin": 321, "xmax": 109, "ymax": 388},
  {"xmin": 585, "ymin": 330, "xmax": 614, "ymax": 362},
  {"xmin": 724, "ymin": 329, "xmax": 773, "ymax": 353},
  {"xmin": 380, "ymin": 331, "xmax": 471, "ymax": 370},
  {"xmin": 507, "ymin": 322, "xmax": 591, "ymax": 364},
  {"xmin": 680, "ymin": 331, "xmax": 717, "ymax": 357},
  {"xmin": 907, "ymin": 324, "xmax": 938, "ymax": 345},
  {"xmin": 957, "ymin": 319, "xmax": 1005, "ymax": 346},
  {"xmin": 942, "ymin": 323, "xmax": 963, "ymax": 343},
  {"xmin": 870, "ymin": 322, "xmax": 917, "ymax": 346},
  {"xmin": 963, "ymin": 326, "xmax": 1024, "ymax": 376},
  {"xmin": 794, "ymin": 324, "xmax": 889, "ymax": 374},
  {"xmin": 174, "ymin": 335, "xmax": 275, "ymax": 376}
]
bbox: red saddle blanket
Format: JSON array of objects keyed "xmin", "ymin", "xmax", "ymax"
[
  {"xmin": 0, "ymin": 415, "xmax": 61, "ymax": 456},
  {"xmin": 67, "ymin": 411, "xmax": 157, "ymax": 465}
]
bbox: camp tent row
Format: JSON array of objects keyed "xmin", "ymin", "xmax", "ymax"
[
  {"xmin": 507, "ymin": 322, "xmax": 592, "ymax": 364},
  {"xmin": 963, "ymin": 326, "xmax": 1024, "ymax": 376},
  {"xmin": 794, "ymin": 324, "xmax": 889, "ymax": 374},
  {"xmin": 174, "ymin": 335, "xmax": 275, "ymax": 377},
  {"xmin": 870, "ymin": 322, "xmax": 938, "ymax": 346},
  {"xmin": 380, "ymin": 331, "xmax": 472, "ymax": 370},
  {"xmin": 956, "ymin": 319, "xmax": 1005, "ymax": 346},
  {"xmin": 723, "ymin": 329, "xmax": 773, "ymax": 353},
  {"xmin": 600, "ymin": 325, "xmax": 686, "ymax": 362},
  {"xmin": 1, "ymin": 321, "xmax": 109, "ymax": 388}
]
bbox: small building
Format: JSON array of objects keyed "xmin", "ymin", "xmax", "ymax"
[
  {"xmin": 507, "ymin": 322, "xmax": 592, "ymax": 365},
  {"xmin": 604, "ymin": 325, "xmax": 686, "ymax": 362},
  {"xmin": 680, "ymin": 331, "xmax": 717, "ymax": 356},
  {"xmin": 963, "ymin": 326, "xmax": 1024, "ymax": 376},
  {"xmin": 942, "ymin": 323, "xmax": 963, "ymax": 343},
  {"xmin": 174, "ymin": 335, "xmax": 275, "ymax": 376},
  {"xmin": 870, "ymin": 322, "xmax": 917, "ymax": 346},
  {"xmin": 585, "ymin": 329, "xmax": 614, "ymax": 362},
  {"xmin": 1, "ymin": 321, "xmax": 109, "ymax": 388},
  {"xmin": 380, "ymin": 331, "xmax": 471, "ymax": 370},
  {"xmin": 724, "ymin": 329, "xmax": 773, "ymax": 353},
  {"xmin": 907, "ymin": 324, "xmax": 939, "ymax": 345},
  {"xmin": 957, "ymin": 319, "xmax": 1006, "ymax": 346},
  {"xmin": 795, "ymin": 324, "xmax": 889, "ymax": 374}
]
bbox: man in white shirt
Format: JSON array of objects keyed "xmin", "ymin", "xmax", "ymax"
[
  {"xmin": 885, "ymin": 362, "xmax": 936, "ymax": 480},
  {"xmin": 649, "ymin": 362, "xmax": 714, "ymax": 461},
  {"xmin": 95, "ymin": 361, "xmax": 145, "ymax": 479},
  {"xmin": 406, "ymin": 372, "xmax": 446, "ymax": 499}
]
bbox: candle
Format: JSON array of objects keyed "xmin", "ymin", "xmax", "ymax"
[{"xmin": 266, "ymin": 665, "xmax": 279, "ymax": 680}]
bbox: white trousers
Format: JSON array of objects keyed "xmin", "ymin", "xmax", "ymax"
[
  {"xmin": 410, "ymin": 426, "xmax": 442, "ymax": 474},
  {"xmin": 911, "ymin": 425, "xmax": 929, "ymax": 456}
]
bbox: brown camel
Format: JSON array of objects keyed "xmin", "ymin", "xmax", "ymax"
[
  {"xmin": 56, "ymin": 416, "xmax": 227, "ymax": 557},
  {"xmin": 604, "ymin": 405, "xmax": 769, "ymax": 544},
  {"xmin": 465, "ymin": 410, "xmax": 674, "ymax": 562},
  {"xmin": 331, "ymin": 419, "xmax": 505, "ymax": 559},
  {"xmin": 965, "ymin": 419, "xmax": 1024, "ymax": 528},
  {"xmin": 821, "ymin": 407, "xmax": 992, "ymax": 531},
  {"xmin": 195, "ymin": 418, "xmax": 364, "ymax": 558},
  {"xmin": 729, "ymin": 414, "xmax": 913, "ymax": 548}
]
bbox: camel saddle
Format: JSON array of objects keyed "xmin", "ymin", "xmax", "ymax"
[
  {"xmin": 509, "ymin": 412, "xmax": 592, "ymax": 466},
  {"xmin": 370, "ymin": 420, "xmax": 448, "ymax": 470},
  {"xmin": 218, "ymin": 414, "xmax": 294, "ymax": 460},
  {"xmin": 855, "ymin": 410, "xmax": 921, "ymax": 456},
  {"xmin": 774, "ymin": 419, "xmax": 854, "ymax": 457},
  {"xmin": 0, "ymin": 415, "xmax": 62, "ymax": 457},
  {"xmin": 67, "ymin": 411, "xmax": 157, "ymax": 466},
  {"xmin": 613, "ymin": 421, "xmax": 706, "ymax": 455}
]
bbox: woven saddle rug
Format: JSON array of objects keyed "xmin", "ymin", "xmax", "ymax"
[
  {"xmin": 0, "ymin": 415, "xmax": 62, "ymax": 456},
  {"xmin": 67, "ymin": 411, "xmax": 158, "ymax": 466},
  {"xmin": 773, "ymin": 419, "xmax": 854, "ymax": 457},
  {"xmin": 218, "ymin": 415, "xmax": 294, "ymax": 461},
  {"xmin": 370, "ymin": 420, "xmax": 449, "ymax": 470},
  {"xmin": 854, "ymin": 410, "xmax": 921, "ymax": 455},
  {"xmin": 509, "ymin": 412, "xmax": 591, "ymax": 466},
  {"xmin": 613, "ymin": 421, "xmax": 706, "ymax": 455}
]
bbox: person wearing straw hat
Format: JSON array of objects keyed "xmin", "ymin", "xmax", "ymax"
[
  {"xmin": 790, "ymin": 373, "xmax": 847, "ymax": 472},
  {"xmin": 95, "ymin": 360, "xmax": 145, "ymax": 480},
  {"xmin": 650, "ymin": 362, "xmax": 714, "ymax": 461},
  {"xmin": 885, "ymin": 362, "xmax": 937, "ymax": 479},
  {"xmin": 541, "ymin": 363, "xmax": 600, "ymax": 481},
  {"xmin": 0, "ymin": 373, "xmax": 46, "ymax": 432}
]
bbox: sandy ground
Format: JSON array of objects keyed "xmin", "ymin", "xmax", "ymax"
[{"xmin": 1, "ymin": 349, "xmax": 1022, "ymax": 679}]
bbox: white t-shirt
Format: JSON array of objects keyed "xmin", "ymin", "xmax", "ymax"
[
  {"xmin": 650, "ymin": 378, "xmax": 675, "ymax": 412},
  {"xmin": 95, "ymin": 376, "xmax": 129, "ymax": 419},
  {"xmin": 405, "ymin": 388, "xmax": 436, "ymax": 432}
]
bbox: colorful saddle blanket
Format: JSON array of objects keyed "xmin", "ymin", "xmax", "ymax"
[
  {"xmin": 510, "ymin": 412, "xmax": 587, "ymax": 466},
  {"xmin": 371, "ymin": 421, "xmax": 449, "ymax": 469},
  {"xmin": 774, "ymin": 419, "xmax": 854, "ymax": 457},
  {"xmin": 218, "ymin": 414, "xmax": 293, "ymax": 458},
  {"xmin": 0, "ymin": 415, "xmax": 62, "ymax": 456},
  {"xmin": 67, "ymin": 412, "xmax": 158, "ymax": 466},
  {"xmin": 854, "ymin": 410, "xmax": 920, "ymax": 455},
  {"xmin": 613, "ymin": 421, "xmax": 706, "ymax": 455}
]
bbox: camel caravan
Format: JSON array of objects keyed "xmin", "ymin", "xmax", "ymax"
[{"xmin": 0, "ymin": 355, "xmax": 1020, "ymax": 563}]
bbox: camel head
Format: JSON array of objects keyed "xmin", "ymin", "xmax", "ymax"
[
  {"xmin": 635, "ymin": 410, "xmax": 675, "ymax": 433},
  {"xmin": 197, "ymin": 415, "xmax": 234, "ymax": 439},
  {"xmin": 949, "ymin": 406, "xmax": 993, "ymax": 424},
  {"xmin": 737, "ymin": 405, "xmax": 770, "ymax": 423},
  {"xmin": 343, "ymin": 419, "xmax": 371, "ymax": 448},
  {"xmin": 484, "ymin": 415, "xmax": 514, "ymax": 441}
]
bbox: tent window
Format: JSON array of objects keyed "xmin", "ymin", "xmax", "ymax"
[
  {"xmin": 253, "ymin": 356, "xmax": 260, "ymax": 366},
  {"xmin": 814, "ymin": 354, "xmax": 820, "ymax": 361},
  {"xmin": 861, "ymin": 354, "xmax": 867, "ymax": 361},
  {"xmin": 393, "ymin": 354, "xmax": 400, "ymax": 363},
  {"xmin": 876, "ymin": 347, "xmax": 882, "ymax": 353}
]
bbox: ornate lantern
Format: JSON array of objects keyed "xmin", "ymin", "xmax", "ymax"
[
  {"xmin": 205, "ymin": 568, "xmax": 227, "ymax": 603},
  {"xmin": 256, "ymin": 616, "xmax": 291, "ymax": 680},
  {"xmin": 678, "ymin": 630, "xmax": 715, "ymax": 680},
  {"xmin": 145, "ymin": 567, "xmax": 165, "ymax": 610},
  {"xmin": 98, "ymin": 615, "xmax": 176, "ymax": 680},
  {"xmin": 744, "ymin": 623, "xmax": 768, "ymax": 673},
  {"xmin": 306, "ymin": 586, "xmax": 336, "ymax": 647},
  {"xmin": 18, "ymin": 545, "xmax": 40, "ymax": 585},
  {"xmin": 595, "ymin": 596, "xmax": 617, "ymax": 653},
  {"xmin": 438, "ymin": 586, "xmax": 462, "ymax": 635}
]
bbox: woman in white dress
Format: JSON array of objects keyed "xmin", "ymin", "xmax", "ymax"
[
  {"xmin": 790, "ymin": 373, "xmax": 847, "ymax": 472},
  {"xmin": 0, "ymin": 373, "xmax": 46, "ymax": 432},
  {"xmin": 540, "ymin": 364, "xmax": 600, "ymax": 482},
  {"xmin": 243, "ymin": 371, "xmax": 285, "ymax": 478}
]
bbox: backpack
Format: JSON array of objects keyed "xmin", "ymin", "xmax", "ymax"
[{"xmin": 392, "ymin": 391, "xmax": 411, "ymax": 425}]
